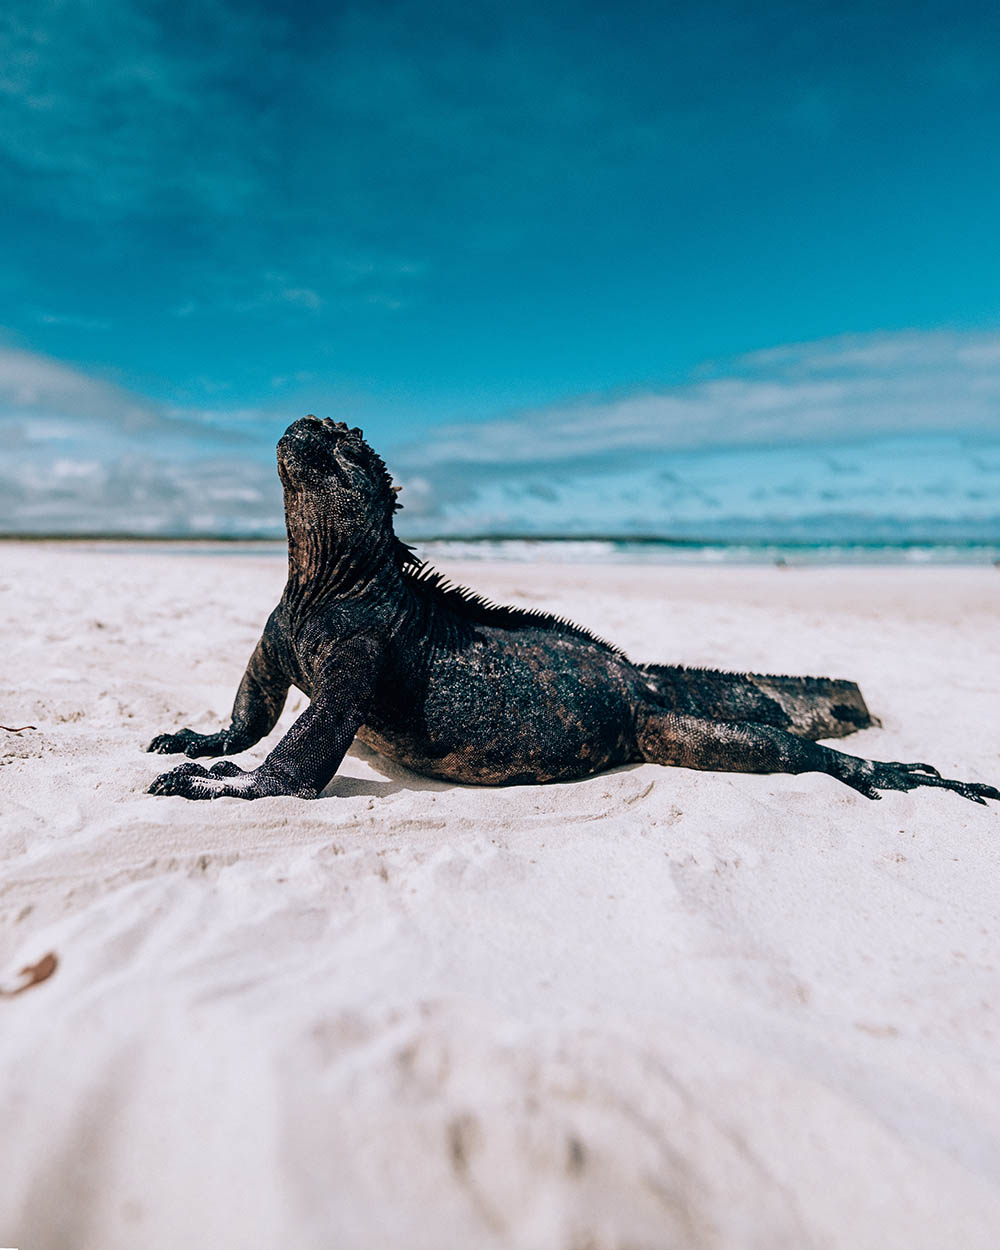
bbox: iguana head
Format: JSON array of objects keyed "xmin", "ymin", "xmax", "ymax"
[{"xmin": 277, "ymin": 415, "xmax": 402, "ymax": 578}]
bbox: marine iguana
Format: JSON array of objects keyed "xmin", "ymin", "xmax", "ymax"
[{"xmin": 147, "ymin": 416, "xmax": 1000, "ymax": 806}]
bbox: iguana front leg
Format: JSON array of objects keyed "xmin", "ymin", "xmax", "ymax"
[
  {"xmin": 637, "ymin": 712, "xmax": 1000, "ymax": 805},
  {"xmin": 148, "ymin": 620, "xmax": 289, "ymax": 759},
  {"xmin": 148, "ymin": 639, "xmax": 380, "ymax": 800}
]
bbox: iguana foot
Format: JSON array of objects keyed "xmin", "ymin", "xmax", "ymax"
[
  {"xmin": 147, "ymin": 760, "xmax": 318, "ymax": 800},
  {"xmin": 147, "ymin": 728, "xmax": 234, "ymax": 757},
  {"xmin": 883, "ymin": 760, "xmax": 941, "ymax": 777},
  {"xmin": 845, "ymin": 760, "xmax": 1000, "ymax": 804}
]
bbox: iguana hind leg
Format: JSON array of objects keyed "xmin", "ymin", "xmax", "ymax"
[
  {"xmin": 636, "ymin": 710, "xmax": 1000, "ymax": 804},
  {"xmin": 638, "ymin": 665, "xmax": 876, "ymax": 740}
]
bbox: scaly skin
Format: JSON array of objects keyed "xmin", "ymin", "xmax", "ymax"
[{"xmin": 147, "ymin": 416, "xmax": 1000, "ymax": 807}]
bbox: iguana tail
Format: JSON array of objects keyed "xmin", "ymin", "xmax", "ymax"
[{"xmin": 637, "ymin": 664, "xmax": 879, "ymax": 741}]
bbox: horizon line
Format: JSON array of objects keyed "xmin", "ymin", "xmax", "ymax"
[{"xmin": 2, "ymin": 532, "xmax": 999, "ymax": 549}]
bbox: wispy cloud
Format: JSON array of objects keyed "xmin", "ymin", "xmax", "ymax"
[
  {"xmin": 34, "ymin": 312, "xmax": 111, "ymax": 331},
  {"xmin": 397, "ymin": 330, "xmax": 1000, "ymax": 470},
  {"xmin": 0, "ymin": 0, "xmax": 433, "ymax": 333},
  {"xmin": 0, "ymin": 0, "xmax": 281, "ymax": 221},
  {"xmin": 388, "ymin": 329, "xmax": 1000, "ymax": 538},
  {"xmin": 0, "ymin": 345, "xmax": 281, "ymax": 534},
  {"xmin": 280, "ymin": 288, "xmax": 324, "ymax": 312},
  {"xmin": 2, "ymin": 330, "xmax": 998, "ymax": 538},
  {"xmin": 0, "ymin": 345, "xmax": 151, "ymax": 427},
  {"xmin": 167, "ymin": 259, "xmax": 424, "ymax": 321}
]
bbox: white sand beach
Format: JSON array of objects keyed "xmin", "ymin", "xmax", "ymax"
[{"xmin": 1, "ymin": 543, "xmax": 999, "ymax": 1250}]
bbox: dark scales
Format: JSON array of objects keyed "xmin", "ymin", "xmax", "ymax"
[{"xmin": 148, "ymin": 417, "xmax": 999, "ymax": 806}]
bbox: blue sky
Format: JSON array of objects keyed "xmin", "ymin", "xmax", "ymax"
[{"xmin": 2, "ymin": 0, "xmax": 999, "ymax": 536}]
